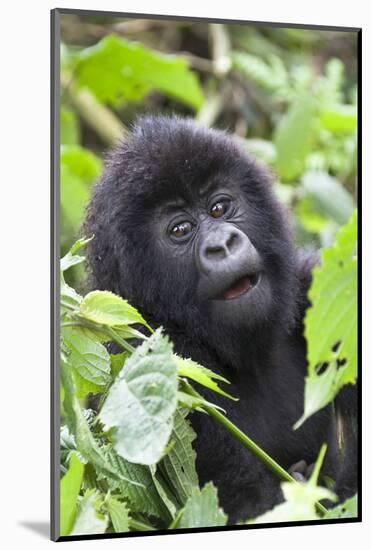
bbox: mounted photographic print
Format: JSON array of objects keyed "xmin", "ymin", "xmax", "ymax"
[{"xmin": 51, "ymin": 8, "xmax": 361, "ymax": 541}]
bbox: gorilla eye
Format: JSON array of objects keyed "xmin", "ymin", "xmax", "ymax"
[
  {"xmin": 210, "ymin": 200, "xmax": 229, "ymax": 218},
  {"xmin": 171, "ymin": 221, "xmax": 193, "ymax": 239}
]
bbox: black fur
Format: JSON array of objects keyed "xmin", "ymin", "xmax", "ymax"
[{"xmin": 84, "ymin": 115, "xmax": 356, "ymax": 523}]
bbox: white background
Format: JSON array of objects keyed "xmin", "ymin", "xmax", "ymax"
[{"xmin": 0, "ymin": 0, "xmax": 368, "ymax": 548}]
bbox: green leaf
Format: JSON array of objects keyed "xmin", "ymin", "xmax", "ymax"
[
  {"xmin": 70, "ymin": 490, "xmax": 108, "ymax": 536},
  {"xmin": 297, "ymin": 196, "xmax": 329, "ymax": 234},
  {"xmin": 60, "ymin": 452, "xmax": 85, "ymax": 536},
  {"xmin": 323, "ymin": 494, "xmax": 358, "ymax": 519},
  {"xmin": 63, "ymin": 326, "xmax": 111, "ymax": 394},
  {"xmin": 177, "ymin": 379, "xmax": 226, "ymax": 414},
  {"xmin": 320, "ymin": 104, "xmax": 357, "ymax": 133},
  {"xmin": 274, "ymin": 96, "xmax": 318, "ymax": 181},
  {"xmin": 61, "ymin": 146, "xmax": 102, "ymax": 244},
  {"xmin": 301, "ymin": 171, "xmax": 355, "ymax": 226},
  {"xmin": 106, "ymin": 496, "xmax": 130, "ymax": 533},
  {"xmin": 60, "ymin": 236, "xmax": 93, "ymax": 273},
  {"xmin": 61, "ymin": 145, "xmax": 102, "ymax": 182},
  {"xmin": 75, "ymin": 35, "xmax": 203, "ymax": 110},
  {"xmin": 250, "ymin": 482, "xmax": 335, "ymax": 523},
  {"xmin": 110, "ymin": 352, "xmax": 129, "ymax": 379},
  {"xmin": 61, "ymin": 107, "xmax": 80, "ymax": 145},
  {"xmin": 79, "ymin": 290, "xmax": 151, "ymax": 331},
  {"xmin": 177, "ymin": 390, "xmax": 223, "ymax": 413},
  {"xmin": 99, "ymin": 329, "xmax": 178, "ymax": 465},
  {"xmin": 61, "ymin": 282, "xmax": 82, "ymax": 312},
  {"xmin": 99, "ymin": 447, "xmax": 170, "ymax": 521},
  {"xmin": 60, "ymin": 425, "xmax": 87, "ymax": 470},
  {"xmin": 159, "ymin": 409, "xmax": 199, "ymax": 506},
  {"xmin": 295, "ymin": 211, "xmax": 357, "ymax": 428},
  {"xmin": 61, "ymin": 254, "xmax": 85, "ymax": 274},
  {"xmin": 250, "ymin": 445, "xmax": 336, "ymax": 524},
  {"xmin": 172, "ymin": 482, "xmax": 227, "ymax": 529},
  {"xmin": 150, "ymin": 466, "xmax": 178, "ymax": 519},
  {"xmin": 61, "ymin": 361, "xmax": 136, "ymax": 485},
  {"xmin": 176, "ymin": 357, "xmax": 237, "ymax": 400}
]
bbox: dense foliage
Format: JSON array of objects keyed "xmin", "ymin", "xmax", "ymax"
[{"xmin": 59, "ymin": 15, "xmax": 358, "ymax": 535}]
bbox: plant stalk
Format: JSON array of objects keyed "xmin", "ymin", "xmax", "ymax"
[
  {"xmin": 105, "ymin": 327, "xmax": 136, "ymax": 354},
  {"xmin": 184, "ymin": 383, "xmax": 328, "ymax": 516},
  {"xmin": 128, "ymin": 518, "xmax": 154, "ymax": 531}
]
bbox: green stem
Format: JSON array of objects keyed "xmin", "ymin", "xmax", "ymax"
[
  {"xmin": 184, "ymin": 383, "xmax": 328, "ymax": 516},
  {"xmin": 105, "ymin": 327, "xmax": 136, "ymax": 354},
  {"xmin": 63, "ymin": 314, "xmax": 136, "ymax": 354},
  {"xmin": 128, "ymin": 518, "xmax": 154, "ymax": 531},
  {"xmin": 60, "ymin": 299, "xmax": 78, "ymax": 312}
]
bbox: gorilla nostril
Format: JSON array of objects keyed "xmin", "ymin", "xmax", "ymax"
[
  {"xmin": 205, "ymin": 244, "xmax": 226, "ymax": 261},
  {"xmin": 226, "ymin": 232, "xmax": 239, "ymax": 253}
]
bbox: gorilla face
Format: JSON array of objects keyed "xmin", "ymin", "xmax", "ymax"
[
  {"xmin": 85, "ymin": 115, "xmax": 296, "ymax": 342},
  {"xmin": 154, "ymin": 179, "xmax": 272, "ymax": 328}
]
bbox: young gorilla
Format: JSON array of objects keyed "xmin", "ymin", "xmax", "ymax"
[{"xmin": 84, "ymin": 115, "xmax": 356, "ymax": 523}]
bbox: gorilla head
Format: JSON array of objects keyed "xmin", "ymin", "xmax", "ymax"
[{"xmin": 84, "ymin": 115, "xmax": 296, "ymax": 363}]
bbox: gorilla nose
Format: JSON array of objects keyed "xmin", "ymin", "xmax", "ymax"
[
  {"xmin": 204, "ymin": 230, "xmax": 241, "ymax": 261},
  {"xmin": 199, "ymin": 225, "xmax": 253, "ymax": 274}
]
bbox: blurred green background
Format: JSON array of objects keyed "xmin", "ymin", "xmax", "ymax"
[{"xmin": 60, "ymin": 14, "xmax": 358, "ymax": 289}]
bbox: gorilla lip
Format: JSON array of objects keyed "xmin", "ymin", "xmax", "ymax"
[{"xmin": 222, "ymin": 274, "xmax": 259, "ymax": 300}]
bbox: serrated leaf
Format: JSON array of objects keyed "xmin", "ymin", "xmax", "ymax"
[
  {"xmin": 79, "ymin": 290, "xmax": 151, "ymax": 331},
  {"xmin": 323, "ymin": 494, "xmax": 358, "ymax": 519},
  {"xmin": 60, "ymin": 452, "xmax": 85, "ymax": 536},
  {"xmin": 173, "ymin": 482, "xmax": 227, "ymax": 529},
  {"xmin": 99, "ymin": 329, "xmax": 178, "ymax": 465},
  {"xmin": 60, "ymin": 426, "xmax": 87, "ymax": 469},
  {"xmin": 61, "ymin": 362, "xmax": 137, "ymax": 485},
  {"xmin": 75, "ymin": 35, "xmax": 203, "ymax": 110},
  {"xmin": 70, "ymin": 490, "xmax": 108, "ymax": 535},
  {"xmin": 150, "ymin": 466, "xmax": 178, "ymax": 519},
  {"xmin": 295, "ymin": 211, "xmax": 357, "ymax": 428},
  {"xmin": 274, "ymin": 96, "xmax": 318, "ymax": 181},
  {"xmin": 99, "ymin": 447, "xmax": 170, "ymax": 521},
  {"xmin": 159, "ymin": 409, "xmax": 199, "ymax": 506},
  {"xmin": 176, "ymin": 357, "xmax": 236, "ymax": 400},
  {"xmin": 106, "ymin": 496, "xmax": 130, "ymax": 533},
  {"xmin": 63, "ymin": 326, "xmax": 111, "ymax": 392}
]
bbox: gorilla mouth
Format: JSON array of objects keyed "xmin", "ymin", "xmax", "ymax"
[{"xmin": 222, "ymin": 274, "xmax": 260, "ymax": 300}]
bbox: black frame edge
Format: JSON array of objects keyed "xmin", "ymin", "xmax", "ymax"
[
  {"xmin": 55, "ymin": 7, "xmax": 361, "ymax": 32},
  {"xmin": 51, "ymin": 7, "xmax": 61, "ymax": 543}
]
